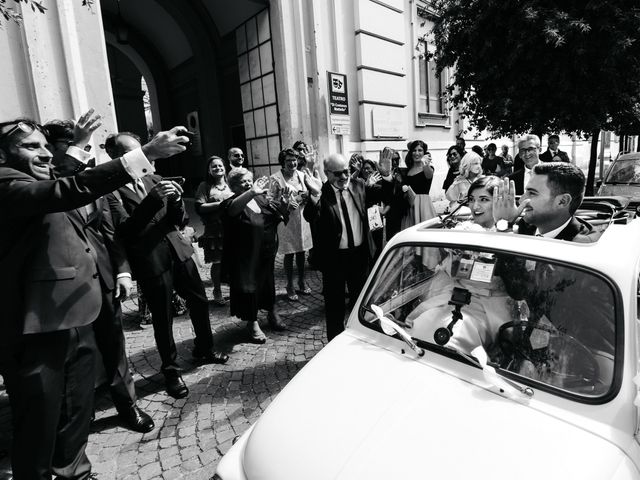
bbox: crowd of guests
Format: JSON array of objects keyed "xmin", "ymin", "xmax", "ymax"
[{"xmin": 0, "ymin": 101, "xmax": 581, "ymax": 480}]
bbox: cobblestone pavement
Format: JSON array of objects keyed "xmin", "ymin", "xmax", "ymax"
[{"xmin": 0, "ymin": 249, "xmax": 328, "ymax": 480}]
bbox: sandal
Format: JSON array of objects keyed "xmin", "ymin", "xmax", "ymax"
[
  {"xmin": 268, "ymin": 311, "xmax": 287, "ymax": 331},
  {"xmin": 297, "ymin": 286, "xmax": 312, "ymax": 295},
  {"xmin": 247, "ymin": 322, "xmax": 267, "ymax": 344}
]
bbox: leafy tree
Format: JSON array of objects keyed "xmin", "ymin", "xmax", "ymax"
[
  {"xmin": 428, "ymin": 0, "xmax": 640, "ymax": 193},
  {"xmin": 0, "ymin": 0, "xmax": 93, "ymax": 25}
]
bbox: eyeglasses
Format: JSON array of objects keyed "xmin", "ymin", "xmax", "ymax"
[
  {"xmin": 520, "ymin": 147, "xmax": 539, "ymax": 155},
  {"xmin": 328, "ymin": 169, "xmax": 349, "ymax": 177}
]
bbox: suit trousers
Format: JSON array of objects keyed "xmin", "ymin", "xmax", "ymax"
[
  {"xmin": 322, "ymin": 245, "xmax": 369, "ymax": 341},
  {"xmin": 93, "ymin": 288, "xmax": 137, "ymax": 412},
  {"xmin": 5, "ymin": 325, "xmax": 96, "ymax": 480},
  {"xmin": 138, "ymin": 256, "xmax": 213, "ymax": 374}
]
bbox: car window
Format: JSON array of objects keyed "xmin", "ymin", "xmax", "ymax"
[
  {"xmin": 606, "ymin": 158, "xmax": 640, "ymax": 184},
  {"xmin": 361, "ymin": 245, "xmax": 618, "ymax": 399}
]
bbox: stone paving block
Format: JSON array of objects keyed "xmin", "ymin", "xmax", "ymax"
[
  {"xmin": 180, "ymin": 445, "xmax": 201, "ymax": 461},
  {"xmin": 139, "ymin": 461, "xmax": 162, "ymax": 480}
]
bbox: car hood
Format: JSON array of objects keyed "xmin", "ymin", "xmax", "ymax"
[{"xmin": 242, "ymin": 334, "xmax": 628, "ymax": 480}]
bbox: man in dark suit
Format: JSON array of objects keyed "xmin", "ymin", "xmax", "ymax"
[
  {"xmin": 304, "ymin": 153, "xmax": 382, "ymax": 341},
  {"xmin": 539, "ymin": 134, "xmax": 571, "ymax": 163},
  {"xmin": 47, "ymin": 117, "xmax": 154, "ymax": 433},
  {"xmin": 105, "ymin": 133, "xmax": 228, "ymax": 400},
  {"xmin": 0, "ymin": 118, "xmax": 188, "ymax": 480},
  {"xmin": 509, "ymin": 134, "xmax": 542, "ymax": 195}
]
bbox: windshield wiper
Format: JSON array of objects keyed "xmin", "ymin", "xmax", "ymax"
[
  {"xmin": 366, "ymin": 304, "xmax": 425, "ymax": 357},
  {"xmin": 472, "ymin": 347, "xmax": 534, "ymax": 398}
]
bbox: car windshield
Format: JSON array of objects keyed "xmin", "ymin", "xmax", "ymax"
[
  {"xmin": 361, "ymin": 244, "xmax": 618, "ymax": 399},
  {"xmin": 605, "ymin": 158, "xmax": 640, "ymax": 184}
]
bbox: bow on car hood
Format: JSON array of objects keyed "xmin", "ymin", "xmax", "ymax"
[{"xmin": 242, "ymin": 334, "xmax": 630, "ymax": 480}]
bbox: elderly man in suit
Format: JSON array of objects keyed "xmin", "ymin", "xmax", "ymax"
[
  {"xmin": 46, "ymin": 115, "xmax": 154, "ymax": 434},
  {"xmin": 0, "ymin": 118, "xmax": 188, "ymax": 480},
  {"xmin": 304, "ymin": 153, "xmax": 382, "ymax": 341},
  {"xmin": 105, "ymin": 132, "xmax": 228, "ymax": 401},
  {"xmin": 509, "ymin": 134, "xmax": 542, "ymax": 195}
]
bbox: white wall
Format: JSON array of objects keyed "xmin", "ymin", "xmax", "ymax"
[{"xmin": 0, "ymin": 0, "xmax": 117, "ymax": 160}]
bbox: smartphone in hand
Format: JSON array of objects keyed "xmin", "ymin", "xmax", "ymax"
[{"xmin": 162, "ymin": 176, "xmax": 185, "ymax": 186}]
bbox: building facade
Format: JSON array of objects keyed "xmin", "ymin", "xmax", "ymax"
[{"xmin": 0, "ymin": 0, "xmax": 616, "ymax": 194}]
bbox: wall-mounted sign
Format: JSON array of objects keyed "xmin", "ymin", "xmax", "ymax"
[
  {"xmin": 328, "ymin": 71, "xmax": 349, "ymax": 115},
  {"xmin": 372, "ymin": 106, "xmax": 405, "ymax": 138},
  {"xmin": 328, "ymin": 71, "xmax": 350, "ymax": 135}
]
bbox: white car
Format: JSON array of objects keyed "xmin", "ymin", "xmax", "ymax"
[{"xmin": 215, "ymin": 200, "xmax": 640, "ymax": 480}]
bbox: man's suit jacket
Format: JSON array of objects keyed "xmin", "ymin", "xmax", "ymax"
[
  {"xmin": 540, "ymin": 149, "xmax": 570, "ymax": 163},
  {"xmin": 52, "ymin": 153, "xmax": 131, "ymax": 292},
  {"xmin": 65, "ymin": 198, "xmax": 130, "ymax": 292},
  {"xmin": 303, "ymin": 178, "xmax": 382, "ymax": 269},
  {"xmin": 0, "ymin": 160, "xmax": 133, "ymax": 341},
  {"xmin": 107, "ymin": 174, "xmax": 193, "ymax": 281},
  {"xmin": 516, "ymin": 216, "xmax": 600, "ymax": 243}
]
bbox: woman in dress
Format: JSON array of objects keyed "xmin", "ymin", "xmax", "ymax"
[
  {"xmin": 195, "ymin": 156, "xmax": 233, "ymax": 305},
  {"xmin": 401, "ymin": 140, "xmax": 437, "ymax": 230},
  {"xmin": 445, "ymin": 151, "xmax": 484, "ymax": 210},
  {"xmin": 270, "ymin": 148, "xmax": 319, "ymax": 301},
  {"xmin": 222, "ymin": 168, "xmax": 290, "ymax": 343},
  {"xmin": 408, "ymin": 175, "xmax": 512, "ymax": 355}
]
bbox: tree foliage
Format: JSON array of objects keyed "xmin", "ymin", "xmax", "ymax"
[
  {"xmin": 428, "ymin": 0, "xmax": 640, "ymax": 138},
  {"xmin": 0, "ymin": 0, "xmax": 93, "ymax": 26}
]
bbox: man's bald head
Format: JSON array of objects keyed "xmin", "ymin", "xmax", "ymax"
[
  {"xmin": 104, "ymin": 132, "xmax": 142, "ymax": 159},
  {"xmin": 324, "ymin": 153, "xmax": 350, "ymax": 190},
  {"xmin": 228, "ymin": 147, "xmax": 244, "ymax": 168}
]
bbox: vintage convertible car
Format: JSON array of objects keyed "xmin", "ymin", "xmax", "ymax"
[{"xmin": 215, "ymin": 198, "xmax": 640, "ymax": 480}]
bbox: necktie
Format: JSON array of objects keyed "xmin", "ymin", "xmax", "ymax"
[
  {"xmin": 134, "ymin": 179, "xmax": 146, "ymax": 200},
  {"xmin": 338, "ymin": 190, "xmax": 355, "ymax": 249}
]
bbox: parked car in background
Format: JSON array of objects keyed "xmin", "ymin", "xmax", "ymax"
[
  {"xmin": 215, "ymin": 199, "xmax": 640, "ymax": 480},
  {"xmin": 597, "ymin": 152, "xmax": 640, "ymax": 203}
]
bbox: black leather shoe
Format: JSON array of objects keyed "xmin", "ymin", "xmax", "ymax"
[
  {"xmin": 118, "ymin": 406, "xmax": 155, "ymax": 433},
  {"xmin": 164, "ymin": 373, "xmax": 189, "ymax": 399},
  {"xmin": 192, "ymin": 349, "xmax": 229, "ymax": 364}
]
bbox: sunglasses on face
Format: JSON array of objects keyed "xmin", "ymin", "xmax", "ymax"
[
  {"xmin": 328, "ymin": 169, "xmax": 349, "ymax": 177},
  {"xmin": 0, "ymin": 121, "xmax": 48, "ymax": 141}
]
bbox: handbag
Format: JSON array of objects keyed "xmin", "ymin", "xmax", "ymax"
[{"xmin": 368, "ymin": 204, "xmax": 384, "ymax": 231}]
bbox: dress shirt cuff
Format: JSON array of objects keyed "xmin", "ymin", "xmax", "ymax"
[
  {"xmin": 66, "ymin": 146, "xmax": 93, "ymax": 164},
  {"xmin": 120, "ymin": 148, "xmax": 155, "ymax": 179},
  {"xmin": 116, "ymin": 272, "xmax": 132, "ymax": 279}
]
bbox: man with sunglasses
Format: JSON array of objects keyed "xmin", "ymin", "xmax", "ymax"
[
  {"xmin": 304, "ymin": 153, "xmax": 382, "ymax": 341},
  {"xmin": 0, "ymin": 118, "xmax": 189, "ymax": 480},
  {"xmin": 227, "ymin": 146, "xmax": 245, "ymax": 169}
]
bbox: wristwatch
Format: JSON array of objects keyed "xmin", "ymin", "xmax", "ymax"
[{"xmin": 495, "ymin": 219, "xmax": 512, "ymax": 232}]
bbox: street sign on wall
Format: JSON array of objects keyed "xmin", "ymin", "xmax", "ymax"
[{"xmin": 328, "ymin": 71, "xmax": 350, "ymax": 135}]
